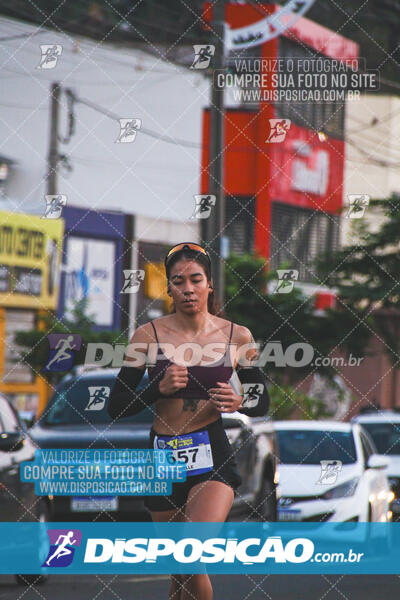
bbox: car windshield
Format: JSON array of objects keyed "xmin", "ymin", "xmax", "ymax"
[
  {"xmin": 44, "ymin": 375, "xmax": 154, "ymax": 425},
  {"xmin": 276, "ymin": 429, "xmax": 357, "ymax": 465},
  {"xmin": 360, "ymin": 422, "xmax": 400, "ymax": 455}
]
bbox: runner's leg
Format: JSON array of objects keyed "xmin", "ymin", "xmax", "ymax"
[
  {"xmin": 186, "ymin": 480, "xmax": 234, "ymax": 521},
  {"xmin": 151, "ymin": 507, "xmax": 186, "ymax": 600},
  {"xmin": 180, "ymin": 480, "xmax": 235, "ymax": 600}
]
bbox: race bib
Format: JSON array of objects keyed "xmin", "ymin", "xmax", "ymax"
[{"xmin": 153, "ymin": 430, "xmax": 213, "ymax": 476}]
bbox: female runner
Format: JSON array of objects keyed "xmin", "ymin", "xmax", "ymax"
[{"xmin": 108, "ymin": 242, "xmax": 270, "ymax": 600}]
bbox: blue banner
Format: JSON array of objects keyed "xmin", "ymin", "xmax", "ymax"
[{"xmin": 1, "ymin": 522, "xmax": 400, "ymax": 574}]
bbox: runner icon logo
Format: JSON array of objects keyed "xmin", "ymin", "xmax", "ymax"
[
  {"xmin": 43, "ymin": 334, "xmax": 82, "ymax": 372},
  {"xmin": 316, "ymin": 460, "xmax": 343, "ymax": 485},
  {"xmin": 191, "ymin": 195, "xmax": 216, "ymax": 219},
  {"xmin": 191, "ymin": 45, "xmax": 215, "ymax": 69},
  {"xmin": 242, "ymin": 383, "xmax": 264, "ymax": 408},
  {"xmin": 121, "ymin": 269, "xmax": 145, "ymax": 293},
  {"xmin": 37, "ymin": 45, "xmax": 62, "ymax": 69},
  {"xmin": 42, "ymin": 529, "xmax": 82, "ymax": 567},
  {"xmin": 345, "ymin": 195, "xmax": 370, "ymax": 219},
  {"xmin": 266, "ymin": 119, "xmax": 291, "ymax": 143},
  {"xmin": 85, "ymin": 386, "xmax": 110, "ymax": 411},
  {"xmin": 275, "ymin": 270, "xmax": 298, "ymax": 294},
  {"xmin": 116, "ymin": 119, "xmax": 142, "ymax": 143},
  {"xmin": 43, "ymin": 195, "xmax": 67, "ymax": 219}
]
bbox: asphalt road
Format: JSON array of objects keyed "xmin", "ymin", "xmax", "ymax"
[{"xmin": 0, "ymin": 574, "xmax": 399, "ymax": 599}]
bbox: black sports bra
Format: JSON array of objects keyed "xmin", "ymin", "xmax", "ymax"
[{"xmin": 147, "ymin": 321, "xmax": 235, "ymax": 400}]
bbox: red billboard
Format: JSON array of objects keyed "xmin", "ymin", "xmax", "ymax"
[
  {"xmin": 201, "ymin": 2, "xmax": 358, "ymax": 262},
  {"xmin": 268, "ymin": 122, "xmax": 344, "ymax": 214}
]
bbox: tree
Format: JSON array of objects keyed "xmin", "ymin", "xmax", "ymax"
[
  {"xmin": 224, "ymin": 252, "xmax": 371, "ymax": 389},
  {"xmin": 316, "ymin": 193, "xmax": 400, "ymax": 370},
  {"xmin": 223, "ymin": 252, "xmax": 371, "ymax": 419},
  {"xmin": 268, "ymin": 384, "xmax": 336, "ymax": 420}
]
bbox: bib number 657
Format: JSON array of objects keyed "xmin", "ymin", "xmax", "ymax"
[{"xmin": 171, "ymin": 448, "xmax": 199, "ymax": 465}]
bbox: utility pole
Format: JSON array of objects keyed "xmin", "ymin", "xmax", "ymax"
[
  {"xmin": 202, "ymin": 0, "xmax": 226, "ymax": 309},
  {"xmin": 47, "ymin": 82, "xmax": 61, "ymax": 195}
]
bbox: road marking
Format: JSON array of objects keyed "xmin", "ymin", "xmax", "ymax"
[{"xmin": 124, "ymin": 575, "xmax": 171, "ymax": 583}]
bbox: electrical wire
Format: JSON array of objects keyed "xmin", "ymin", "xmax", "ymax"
[
  {"xmin": 73, "ymin": 92, "xmax": 201, "ymax": 148},
  {"xmin": 347, "ymin": 106, "xmax": 400, "ymax": 134},
  {"xmin": 0, "ymin": 14, "xmax": 200, "ymax": 75},
  {"xmin": 3, "ymin": 13, "xmax": 400, "ymax": 165},
  {"xmin": 0, "ymin": 29, "xmax": 47, "ymax": 41},
  {"xmin": 348, "ymin": 132, "xmax": 400, "ymax": 160},
  {"xmin": 346, "ymin": 138, "xmax": 400, "ymax": 168}
]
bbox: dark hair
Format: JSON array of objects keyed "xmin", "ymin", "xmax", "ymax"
[{"xmin": 165, "ymin": 248, "xmax": 224, "ymax": 317}]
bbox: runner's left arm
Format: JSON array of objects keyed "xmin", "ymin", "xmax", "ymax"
[
  {"xmin": 235, "ymin": 327, "xmax": 270, "ymax": 417},
  {"xmin": 236, "ymin": 364, "xmax": 270, "ymax": 417}
]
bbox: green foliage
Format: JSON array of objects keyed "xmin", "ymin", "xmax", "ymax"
[
  {"xmin": 268, "ymin": 385, "xmax": 335, "ymax": 421},
  {"xmin": 316, "ymin": 194, "xmax": 400, "ymax": 366},
  {"xmin": 224, "ymin": 252, "xmax": 371, "ymax": 387},
  {"xmin": 267, "ymin": 385, "xmax": 295, "ymax": 421}
]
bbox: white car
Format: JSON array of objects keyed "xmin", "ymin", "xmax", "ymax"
[
  {"xmin": 352, "ymin": 410, "xmax": 400, "ymax": 520},
  {"xmin": 274, "ymin": 420, "xmax": 391, "ymax": 526}
]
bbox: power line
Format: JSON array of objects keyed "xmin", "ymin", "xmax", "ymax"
[
  {"xmin": 4, "ymin": 12, "xmax": 400, "ymax": 94},
  {"xmin": 59, "ymin": 87, "xmax": 400, "ymax": 165},
  {"xmin": 348, "ymin": 132, "xmax": 400, "ymax": 159},
  {"xmin": 73, "ymin": 92, "xmax": 200, "ymax": 148},
  {"xmin": 380, "ymin": 76, "xmax": 400, "ymax": 91},
  {"xmin": 0, "ymin": 13, "xmax": 204, "ymax": 75},
  {"xmin": 4, "ymin": 14, "xmax": 400, "ymax": 166},
  {"xmin": 348, "ymin": 106, "xmax": 400, "ymax": 134},
  {"xmin": 0, "ymin": 29, "xmax": 47, "ymax": 41},
  {"xmin": 346, "ymin": 138, "xmax": 400, "ymax": 168}
]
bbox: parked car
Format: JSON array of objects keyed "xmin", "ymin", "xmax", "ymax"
[
  {"xmin": 0, "ymin": 392, "xmax": 50, "ymax": 585},
  {"xmin": 29, "ymin": 367, "xmax": 278, "ymax": 521},
  {"xmin": 352, "ymin": 410, "xmax": 400, "ymax": 520},
  {"xmin": 274, "ymin": 420, "xmax": 391, "ymax": 527}
]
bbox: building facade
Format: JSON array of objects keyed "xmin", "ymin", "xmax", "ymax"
[
  {"xmin": 0, "ymin": 210, "xmax": 63, "ymax": 415},
  {"xmin": 201, "ymin": 2, "xmax": 358, "ymax": 307}
]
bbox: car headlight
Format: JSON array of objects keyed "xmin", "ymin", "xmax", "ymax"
[{"xmin": 321, "ymin": 477, "xmax": 360, "ymax": 500}]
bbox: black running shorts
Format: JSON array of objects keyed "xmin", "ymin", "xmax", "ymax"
[{"xmin": 143, "ymin": 417, "xmax": 242, "ymax": 512}]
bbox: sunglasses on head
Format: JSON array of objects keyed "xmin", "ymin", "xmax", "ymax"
[{"xmin": 164, "ymin": 242, "xmax": 211, "ymax": 268}]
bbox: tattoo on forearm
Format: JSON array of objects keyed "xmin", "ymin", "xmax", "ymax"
[{"xmin": 183, "ymin": 398, "xmax": 201, "ymax": 412}]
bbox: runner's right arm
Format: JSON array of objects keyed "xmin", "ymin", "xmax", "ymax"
[{"xmin": 107, "ymin": 324, "xmax": 166, "ymax": 420}]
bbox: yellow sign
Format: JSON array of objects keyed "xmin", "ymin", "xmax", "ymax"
[
  {"xmin": 144, "ymin": 262, "xmax": 174, "ymax": 312},
  {"xmin": 0, "ymin": 211, "xmax": 64, "ymax": 309},
  {"xmin": 144, "ymin": 262, "xmax": 167, "ymax": 299}
]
